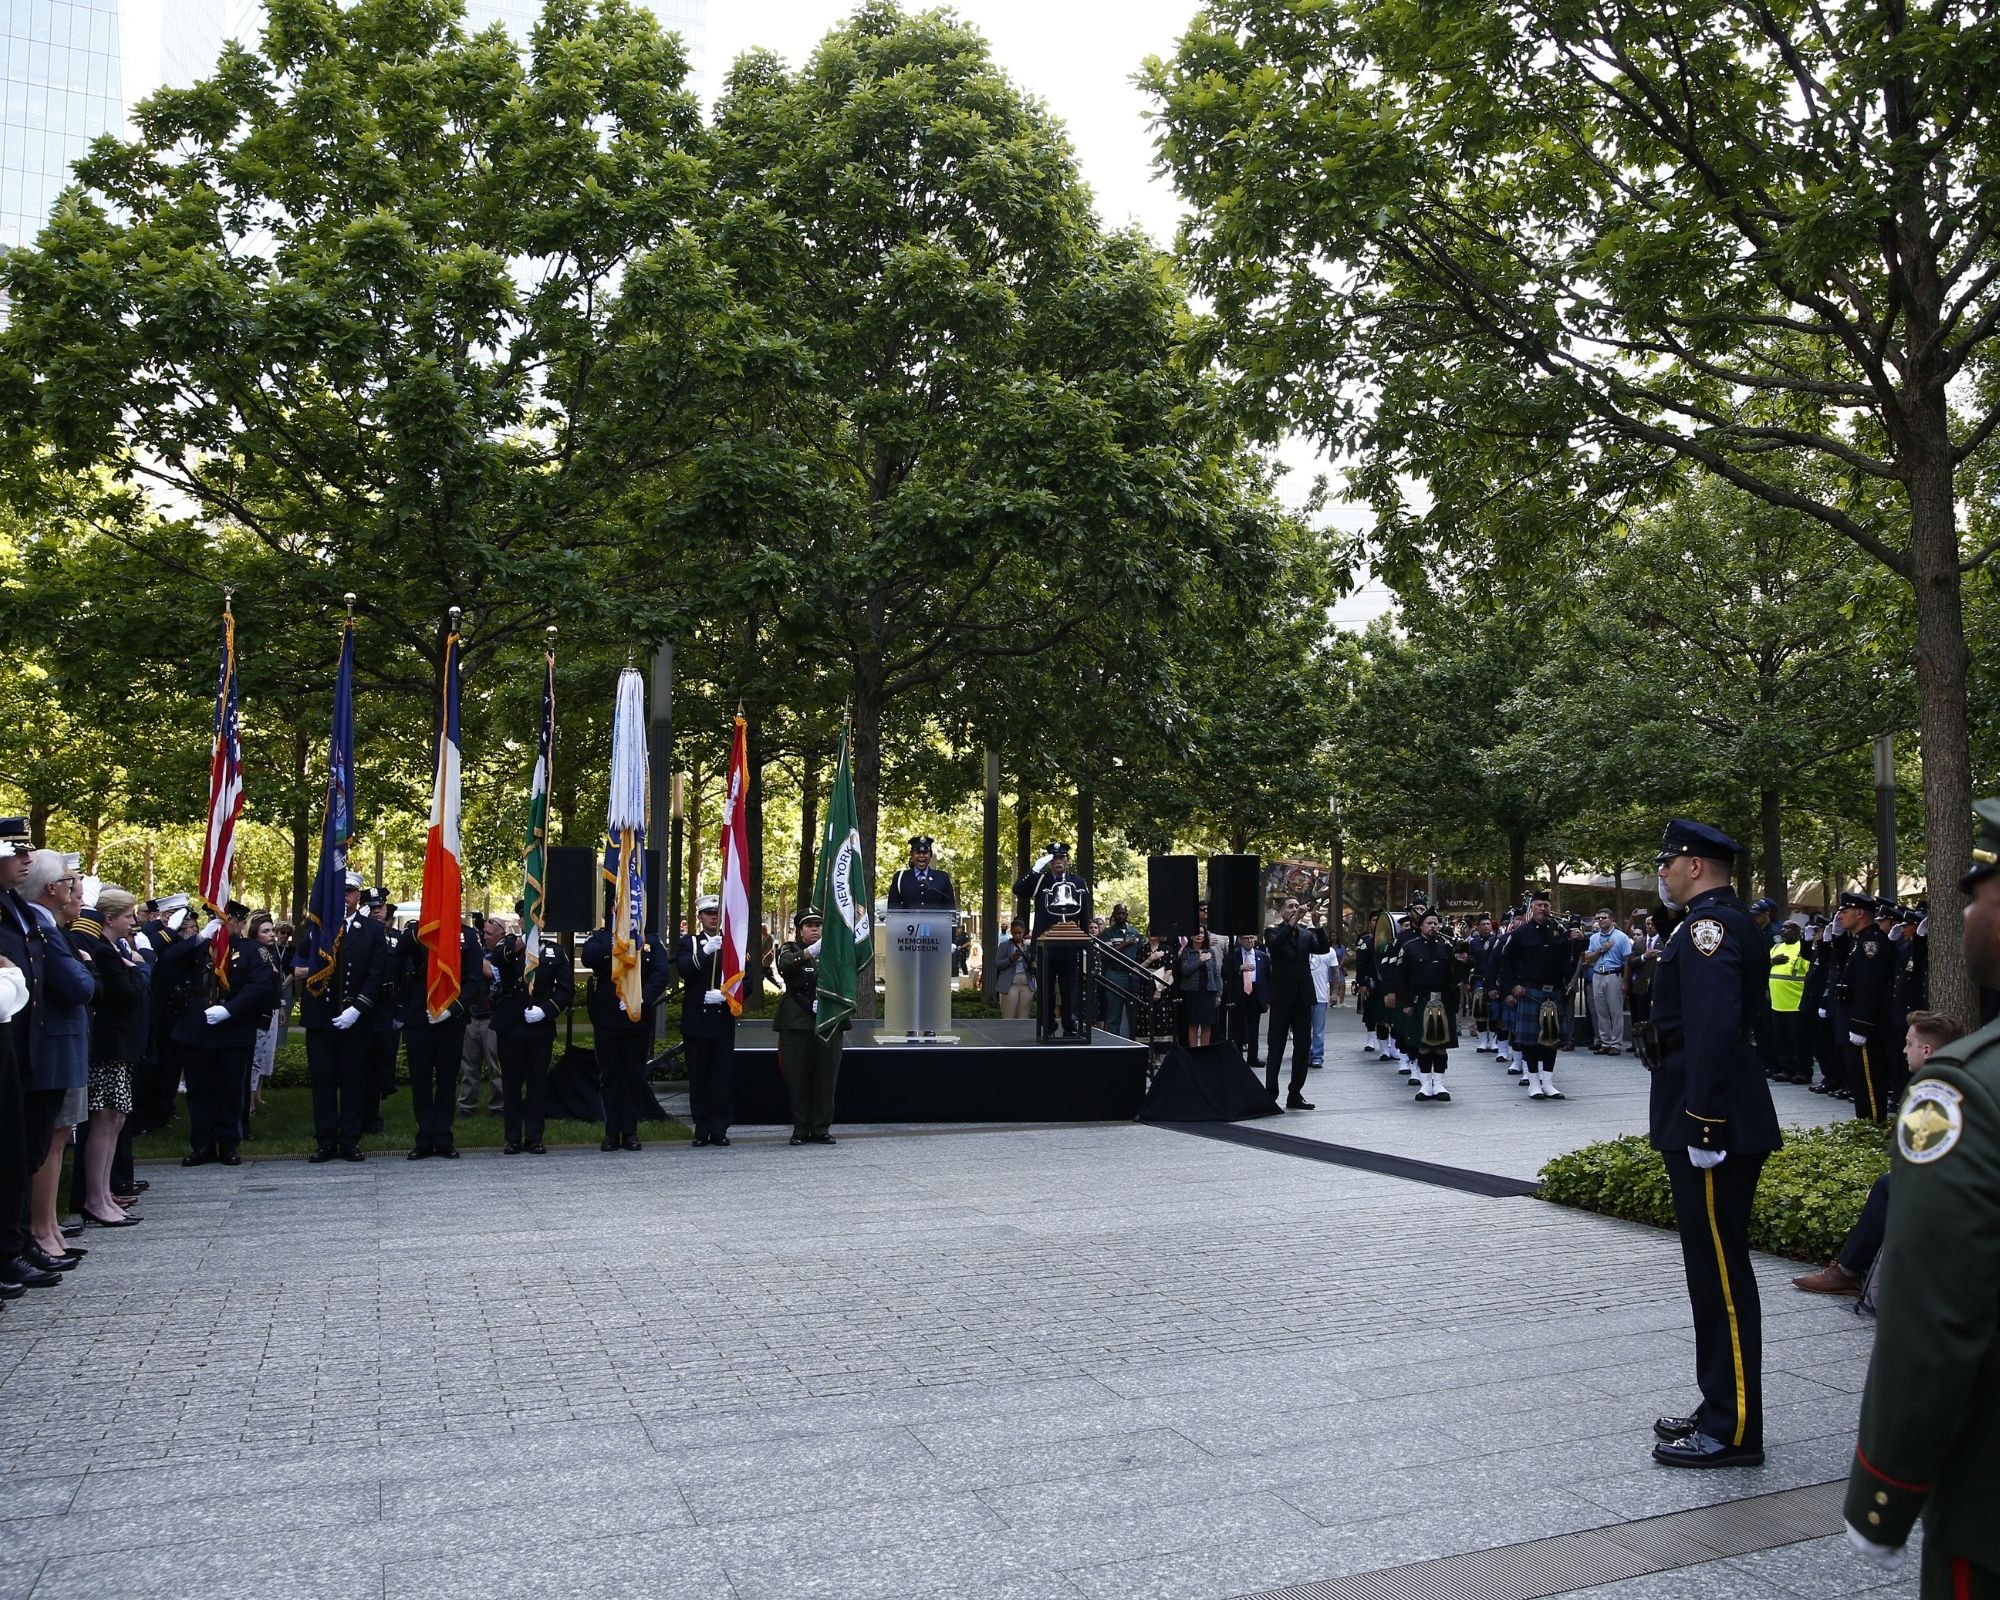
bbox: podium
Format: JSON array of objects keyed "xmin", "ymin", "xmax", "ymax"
[
  {"xmin": 1032, "ymin": 922, "xmax": 1095, "ymax": 1044},
  {"xmin": 877, "ymin": 911, "xmax": 959, "ymax": 1044}
]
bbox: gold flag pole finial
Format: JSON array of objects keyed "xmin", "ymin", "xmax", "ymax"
[
  {"xmin": 545, "ymin": 624, "xmax": 558, "ymax": 652},
  {"xmin": 221, "ymin": 586, "xmax": 234, "ymax": 615},
  {"xmin": 343, "ymin": 591, "xmax": 357, "ymax": 620}
]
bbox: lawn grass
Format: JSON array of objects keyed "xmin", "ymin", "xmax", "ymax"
[{"xmin": 132, "ymin": 1084, "xmax": 690, "ymax": 1160}]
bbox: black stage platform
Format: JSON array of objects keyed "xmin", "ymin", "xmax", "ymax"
[{"xmin": 730, "ymin": 1018, "xmax": 1148, "ymax": 1124}]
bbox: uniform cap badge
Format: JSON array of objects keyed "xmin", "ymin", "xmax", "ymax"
[
  {"xmin": 1689, "ymin": 918, "xmax": 1725, "ymax": 956},
  {"xmin": 1898, "ymin": 1081, "xmax": 1964, "ymax": 1164}
]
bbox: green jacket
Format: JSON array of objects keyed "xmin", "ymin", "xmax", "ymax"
[
  {"xmin": 774, "ymin": 940, "xmax": 848, "ymax": 1035},
  {"xmin": 1844, "ymin": 1016, "xmax": 2000, "ymax": 1565}
]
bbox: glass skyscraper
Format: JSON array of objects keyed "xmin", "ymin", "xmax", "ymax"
[{"xmin": 1, "ymin": 0, "xmax": 125, "ymax": 252}]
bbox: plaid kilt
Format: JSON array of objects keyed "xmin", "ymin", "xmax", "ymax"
[{"xmin": 1511, "ymin": 985, "xmax": 1558, "ymax": 1051}]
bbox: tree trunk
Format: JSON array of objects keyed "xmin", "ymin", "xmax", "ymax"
[
  {"xmin": 1612, "ymin": 862, "xmax": 1624, "ymax": 922},
  {"xmin": 1077, "ymin": 785, "xmax": 1095, "ymax": 908},
  {"xmin": 28, "ymin": 803, "xmax": 49, "ymax": 850},
  {"xmin": 982, "ymin": 752, "xmax": 999, "ymax": 1001},
  {"xmin": 685, "ymin": 759, "xmax": 705, "ymax": 911},
  {"xmin": 1908, "ymin": 446, "xmax": 1975, "ymax": 1028},
  {"xmin": 291, "ymin": 728, "xmax": 311, "ymax": 920},
  {"xmin": 795, "ymin": 745, "xmax": 820, "ymax": 914},
  {"xmin": 744, "ymin": 708, "xmax": 765, "ymax": 1007},
  {"xmin": 1760, "ymin": 786, "xmax": 1785, "ymax": 907},
  {"xmin": 1014, "ymin": 790, "xmax": 1032, "ymax": 923},
  {"xmin": 1507, "ymin": 831, "xmax": 1527, "ymax": 906}
]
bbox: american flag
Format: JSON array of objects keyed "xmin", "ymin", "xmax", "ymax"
[{"xmin": 198, "ymin": 603, "xmax": 244, "ymax": 986}]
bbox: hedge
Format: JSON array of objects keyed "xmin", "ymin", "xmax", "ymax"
[{"xmin": 1538, "ymin": 1118, "xmax": 1894, "ymax": 1263}]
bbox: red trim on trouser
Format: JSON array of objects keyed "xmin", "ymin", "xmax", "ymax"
[
  {"xmin": 1853, "ymin": 1444, "xmax": 1932, "ymax": 1492},
  {"xmin": 1956, "ymin": 1556, "xmax": 1971, "ymax": 1600}
]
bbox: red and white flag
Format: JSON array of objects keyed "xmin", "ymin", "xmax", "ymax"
[
  {"xmin": 198, "ymin": 601, "xmax": 244, "ymax": 985},
  {"xmin": 717, "ymin": 713, "xmax": 752, "ymax": 1015},
  {"xmin": 419, "ymin": 619, "xmax": 464, "ymax": 1020}
]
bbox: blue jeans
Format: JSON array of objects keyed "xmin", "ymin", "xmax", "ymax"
[{"xmin": 1309, "ymin": 1001, "xmax": 1327, "ymax": 1064}]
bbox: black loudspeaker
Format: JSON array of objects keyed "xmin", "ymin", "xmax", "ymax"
[
  {"xmin": 1148, "ymin": 855, "xmax": 1200, "ymax": 937},
  {"xmin": 543, "ymin": 846, "xmax": 597, "ymax": 934},
  {"xmin": 1207, "ymin": 854, "xmax": 1262, "ymax": 936}
]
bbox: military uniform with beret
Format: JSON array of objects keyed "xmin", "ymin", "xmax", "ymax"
[
  {"xmin": 1843, "ymin": 799, "xmax": 2000, "ymax": 1597},
  {"xmin": 1646, "ymin": 819, "xmax": 1782, "ymax": 1468}
]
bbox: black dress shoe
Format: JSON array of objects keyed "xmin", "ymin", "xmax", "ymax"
[
  {"xmin": 182, "ymin": 1151, "xmax": 213, "ymax": 1168},
  {"xmin": 789, "ymin": 1134, "xmax": 807, "ymax": 1146},
  {"xmin": 525, "ymin": 1142, "xmax": 546, "ymax": 1155},
  {"xmin": 1652, "ymin": 1433, "xmax": 1765, "ymax": 1468},
  {"xmin": 712, "ymin": 1136, "xmax": 731, "ymax": 1147},
  {"xmin": 621, "ymin": 1136, "xmax": 642, "ymax": 1152},
  {"xmin": 437, "ymin": 1146, "xmax": 460, "ymax": 1159},
  {"xmin": 81, "ymin": 1208, "xmax": 140, "ymax": 1228},
  {"xmin": 601, "ymin": 1139, "xmax": 620, "ymax": 1153},
  {"xmin": 339, "ymin": 1147, "xmax": 364, "ymax": 1163},
  {"xmin": 27, "ymin": 1246, "xmax": 78, "ymax": 1273},
  {"xmin": 503, "ymin": 1142, "xmax": 522, "ymax": 1155},
  {"xmin": 308, "ymin": 1147, "xmax": 335, "ymax": 1164},
  {"xmin": 691, "ymin": 1135, "xmax": 711, "ymax": 1148},
  {"xmin": 407, "ymin": 1147, "xmax": 432, "ymax": 1161},
  {"xmin": 1286, "ymin": 1095, "xmax": 1315, "ymax": 1110},
  {"xmin": 1654, "ymin": 1413, "xmax": 1701, "ymax": 1441},
  {"xmin": 131, "ymin": 1181, "xmax": 151, "ymax": 1193},
  {"xmin": 59, "ymin": 1246, "xmax": 87, "ymax": 1259},
  {"xmin": 808, "ymin": 1133, "xmax": 837, "ymax": 1145},
  {"xmin": 0, "ymin": 1276, "xmax": 22, "ymax": 1300},
  {"xmin": 5, "ymin": 1257, "xmax": 61, "ymax": 1288},
  {"xmin": 1432, "ymin": 1088, "xmax": 1451, "ymax": 1102},
  {"xmin": 217, "ymin": 1153, "xmax": 242, "ymax": 1166}
]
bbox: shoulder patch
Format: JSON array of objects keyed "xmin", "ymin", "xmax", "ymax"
[
  {"xmin": 1898, "ymin": 1081, "xmax": 1964, "ymax": 1165},
  {"xmin": 1863, "ymin": 939, "xmax": 1879, "ymax": 957},
  {"xmin": 1689, "ymin": 918, "xmax": 1725, "ymax": 956}
]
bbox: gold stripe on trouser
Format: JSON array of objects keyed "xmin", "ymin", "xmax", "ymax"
[
  {"xmin": 1860, "ymin": 1043, "xmax": 1876, "ymax": 1117},
  {"xmin": 1703, "ymin": 1168, "xmax": 1749, "ymax": 1447}
]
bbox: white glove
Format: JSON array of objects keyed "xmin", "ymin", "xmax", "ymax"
[
  {"xmin": 522, "ymin": 1005, "xmax": 546, "ymax": 1025},
  {"xmin": 332, "ymin": 1005, "xmax": 361, "ymax": 1030},
  {"xmin": 429, "ymin": 1009, "xmax": 453, "ymax": 1025},
  {"xmin": 1844, "ymin": 1523, "xmax": 1905, "ymax": 1571},
  {"xmin": 703, "ymin": 987, "xmax": 725, "ymax": 1005},
  {"xmin": 1817, "ymin": 1007, "xmax": 1828, "ymax": 1019},
  {"xmin": 200, "ymin": 918, "xmax": 222, "ymax": 940},
  {"xmin": 1848, "ymin": 1030, "xmax": 1867, "ymax": 1046},
  {"xmin": 701, "ymin": 935, "xmax": 722, "ymax": 956},
  {"xmin": 1033, "ymin": 853, "xmax": 1052, "ymax": 872},
  {"xmin": 204, "ymin": 1004, "xmax": 230, "ymax": 1025},
  {"xmin": 806, "ymin": 939, "xmax": 822, "ymax": 958},
  {"xmin": 1688, "ymin": 1146, "xmax": 1726, "ymax": 1169}
]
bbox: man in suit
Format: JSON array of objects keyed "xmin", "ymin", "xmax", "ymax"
[
  {"xmin": 397, "ymin": 914, "xmax": 484, "ymax": 1160},
  {"xmin": 1220, "ymin": 932, "xmax": 1268, "ymax": 1076},
  {"xmin": 0, "ymin": 818, "xmax": 53, "ymax": 1294},
  {"xmin": 1263, "ymin": 897, "xmax": 1327, "ymax": 1110},
  {"xmin": 296, "ymin": 872, "xmax": 391, "ymax": 1162},
  {"xmin": 580, "ymin": 917, "xmax": 671, "ymax": 1151},
  {"xmin": 886, "ymin": 837, "xmax": 957, "ymax": 911},
  {"xmin": 675, "ymin": 895, "xmax": 737, "ymax": 1147},
  {"xmin": 156, "ymin": 901, "xmax": 279, "ymax": 1166},
  {"xmin": 492, "ymin": 923, "xmax": 573, "ymax": 1155}
]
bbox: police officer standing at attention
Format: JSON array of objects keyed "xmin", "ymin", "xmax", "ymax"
[
  {"xmin": 675, "ymin": 895, "xmax": 737, "ymax": 1148},
  {"xmin": 1646, "ymin": 819, "xmax": 1782, "ymax": 1468},
  {"xmin": 491, "ymin": 921, "xmax": 572, "ymax": 1155},
  {"xmin": 158, "ymin": 900, "xmax": 278, "ymax": 1167},
  {"xmin": 581, "ymin": 913, "xmax": 671, "ymax": 1152},
  {"xmin": 396, "ymin": 912, "xmax": 483, "ymax": 1161},
  {"xmin": 886, "ymin": 837, "xmax": 956, "ymax": 910},
  {"xmin": 776, "ymin": 910, "xmax": 844, "ymax": 1145},
  {"xmin": 297, "ymin": 872, "xmax": 390, "ymax": 1163},
  {"xmin": 1836, "ymin": 889, "xmax": 1897, "ymax": 1120},
  {"xmin": 1013, "ymin": 842, "xmax": 1089, "ymax": 1035},
  {"xmin": 1843, "ymin": 797, "xmax": 2000, "ymax": 1596}
]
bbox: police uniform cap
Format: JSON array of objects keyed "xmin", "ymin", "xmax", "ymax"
[
  {"xmin": 1959, "ymin": 797, "xmax": 2000, "ymax": 892},
  {"xmin": 1047, "ymin": 841, "xmax": 1070, "ymax": 858},
  {"xmin": 1655, "ymin": 818, "xmax": 1740, "ymax": 865},
  {"xmin": 794, "ymin": 908, "xmax": 823, "ymax": 930},
  {"xmin": 0, "ymin": 815, "xmax": 29, "ymax": 845},
  {"xmin": 224, "ymin": 899, "xmax": 252, "ymax": 920},
  {"xmin": 1748, "ymin": 897, "xmax": 1777, "ymax": 917},
  {"xmin": 696, "ymin": 894, "xmax": 720, "ymax": 912},
  {"xmin": 908, "ymin": 836, "xmax": 934, "ymax": 853},
  {"xmin": 1529, "ymin": 888, "xmax": 1552, "ymax": 904},
  {"xmin": 1837, "ymin": 890, "xmax": 1875, "ymax": 913}
]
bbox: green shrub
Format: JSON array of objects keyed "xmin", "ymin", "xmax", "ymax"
[{"xmin": 1539, "ymin": 1119, "xmax": 1894, "ymax": 1263}]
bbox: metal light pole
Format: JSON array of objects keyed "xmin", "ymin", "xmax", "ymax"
[
  {"xmin": 1874, "ymin": 732, "xmax": 1897, "ymax": 900},
  {"xmin": 982, "ymin": 751, "xmax": 1000, "ymax": 1001}
]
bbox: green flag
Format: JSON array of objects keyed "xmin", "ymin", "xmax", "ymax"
[{"xmin": 812, "ymin": 723, "xmax": 872, "ymax": 1041}]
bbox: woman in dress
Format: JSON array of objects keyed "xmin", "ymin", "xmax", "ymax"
[
  {"xmin": 75, "ymin": 887, "xmax": 149, "ymax": 1225},
  {"xmin": 1176, "ymin": 927, "xmax": 1222, "ymax": 1047}
]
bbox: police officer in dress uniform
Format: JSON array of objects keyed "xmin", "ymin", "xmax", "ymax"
[
  {"xmin": 580, "ymin": 915, "xmax": 671, "ymax": 1152},
  {"xmin": 396, "ymin": 915, "xmax": 482, "ymax": 1160},
  {"xmin": 491, "ymin": 924, "xmax": 573, "ymax": 1155},
  {"xmin": 1834, "ymin": 889, "xmax": 1897, "ymax": 1120},
  {"xmin": 886, "ymin": 837, "xmax": 957, "ymax": 910},
  {"xmin": 1645, "ymin": 819, "xmax": 1783, "ymax": 1468},
  {"xmin": 1842, "ymin": 799, "xmax": 2000, "ymax": 1595},
  {"xmin": 156, "ymin": 901, "xmax": 278, "ymax": 1166},
  {"xmin": 775, "ymin": 910, "xmax": 844, "ymax": 1144},
  {"xmin": 675, "ymin": 895, "xmax": 737, "ymax": 1148},
  {"xmin": 1013, "ymin": 843, "xmax": 1088, "ymax": 1035},
  {"xmin": 1499, "ymin": 890, "xmax": 1571, "ymax": 1100},
  {"xmin": 296, "ymin": 873, "xmax": 391, "ymax": 1163}
]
